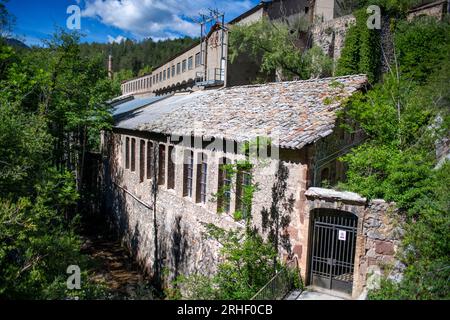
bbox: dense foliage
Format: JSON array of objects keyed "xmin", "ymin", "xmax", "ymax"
[
  {"xmin": 0, "ymin": 20, "xmax": 117, "ymax": 298},
  {"xmin": 229, "ymin": 17, "xmax": 333, "ymax": 81},
  {"xmin": 335, "ymin": 9, "xmax": 381, "ymax": 83},
  {"xmin": 337, "ymin": 16, "xmax": 450, "ymax": 299}
]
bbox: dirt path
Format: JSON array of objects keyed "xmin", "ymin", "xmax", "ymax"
[{"xmin": 81, "ymin": 212, "xmax": 158, "ymax": 300}]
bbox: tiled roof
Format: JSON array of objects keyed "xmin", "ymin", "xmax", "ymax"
[{"xmin": 115, "ymin": 75, "xmax": 368, "ymax": 150}]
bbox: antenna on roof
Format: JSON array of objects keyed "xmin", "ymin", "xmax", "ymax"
[{"xmin": 196, "ymin": 8, "xmax": 227, "ymax": 83}]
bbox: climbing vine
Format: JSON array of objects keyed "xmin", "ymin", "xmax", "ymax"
[{"xmin": 335, "ymin": 9, "xmax": 381, "ymax": 83}]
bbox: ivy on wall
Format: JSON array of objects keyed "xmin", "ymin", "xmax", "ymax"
[{"xmin": 335, "ymin": 9, "xmax": 381, "ymax": 83}]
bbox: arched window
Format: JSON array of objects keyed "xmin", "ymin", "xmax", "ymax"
[
  {"xmin": 183, "ymin": 150, "xmax": 194, "ymax": 197},
  {"xmin": 196, "ymin": 153, "xmax": 208, "ymax": 204},
  {"xmin": 218, "ymin": 158, "xmax": 232, "ymax": 213}
]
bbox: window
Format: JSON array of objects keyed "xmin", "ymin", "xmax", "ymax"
[
  {"xmin": 218, "ymin": 158, "xmax": 232, "ymax": 213},
  {"xmin": 125, "ymin": 137, "xmax": 130, "ymax": 169},
  {"xmin": 167, "ymin": 67, "xmax": 171, "ymax": 79},
  {"xmin": 131, "ymin": 138, "xmax": 136, "ymax": 172},
  {"xmin": 172, "ymin": 65, "xmax": 175, "ymax": 77},
  {"xmin": 159, "ymin": 72, "xmax": 162, "ymax": 82},
  {"xmin": 158, "ymin": 144, "xmax": 166, "ymax": 185},
  {"xmin": 139, "ymin": 140, "xmax": 145, "ymax": 182},
  {"xmin": 147, "ymin": 141, "xmax": 153, "ymax": 179},
  {"xmin": 196, "ymin": 153, "xmax": 208, "ymax": 204},
  {"xmin": 236, "ymin": 168, "xmax": 252, "ymax": 219},
  {"xmin": 163, "ymin": 70, "xmax": 166, "ymax": 81},
  {"xmin": 195, "ymin": 52, "xmax": 201, "ymax": 67},
  {"xmin": 183, "ymin": 150, "xmax": 194, "ymax": 197},
  {"xmin": 168, "ymin": 146, "xmax": 175, "ymax": 190},
  {"xmin": 305, "ymin": 6, "xmax": 309, "ymax": 14},
  {"xmin": 182, "ymin": 60, "xmax": 187, "ymax": 73},
  {"xmin": 177, "ymin": 62, "xmax": 181, "ymax": 75},
  {"xmin": 188, "ymin": 56, "xmax": 193, "ymax": 70}
]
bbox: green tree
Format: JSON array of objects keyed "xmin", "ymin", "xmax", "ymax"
[{"xmin": 229, "ymin": 17, "xmax": 332, "ymax": 81}]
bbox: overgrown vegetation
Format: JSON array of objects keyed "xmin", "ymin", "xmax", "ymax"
[
  {"xmin": 169, "ymin": 148, "xmax": 300, "ymax": 300},
  {"xmin": 337, "ymin": 15, "xmax": 450, "ymax": 299},
  {"xmin": 229, "ymin": 17, "xmax": 333, "ymax": 81},
  {"xmin": 0, "ymin": 5, "xmax": 117, "ymax": 299},
  {"xmin": 335, "ymin": 9, "xmax": 381, "ymax": 83}
]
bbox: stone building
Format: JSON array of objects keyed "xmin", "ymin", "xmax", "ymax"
[
  {"xmin": 102, "ymin": 74, "xmax": 403, "ymax": 299},
  {"xmin": 120, "ymin": 0, "xmax": 343, "ymax": 96}
]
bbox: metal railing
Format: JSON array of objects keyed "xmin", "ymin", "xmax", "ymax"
[
  {"xmin": 251, "ymin": 257, "xmax": 302, "ymax": 300},
  {"xmin": 195, "ymin": 68, "xmax": 224, "ymax": 86}
]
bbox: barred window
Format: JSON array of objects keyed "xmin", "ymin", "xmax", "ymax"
[
  {"xmin": 188, "ymin": 56, "xmax": 193, "ymax": 70},
  {"xmin": 183, "ymin": 150, "xmax": 194, "ymax": 198},
  {"xmin": 167, "ymin": 67, "xmax": 171, "ymax": 79},
  {"xmin": 182, "ymin": 60, "xmax": 187, "ymax": 73},
  {"xmin": 177, "ymin": 62, "xmax": 181, "ymax": 75},
  {"xmin": 196, "ymin": 153, "xmax": 208, "ymax": 204},
  {"xmin": 163, "ymin": 70, "xmax": 166, "ymax": 81},
  {"xmin": 172, "ymin": 65, "xmax": 175, "ymax": 77}
]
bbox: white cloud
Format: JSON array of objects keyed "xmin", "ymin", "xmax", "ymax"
[
  {"xmin": 107, "ymin": 35, "xmax": 127, "ymax": 43},
  {"xmin": 81, "ymin": 0, "xmax": 254, "ymax": 40}
]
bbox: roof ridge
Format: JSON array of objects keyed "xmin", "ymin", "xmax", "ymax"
[{"xmin": 220, "ymin": 74, "xmax": 368, "ymax": 91}]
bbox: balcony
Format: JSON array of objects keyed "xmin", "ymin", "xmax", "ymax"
[{"xmin": 195, "ymin": 68, "xmax": 225, "ymax": 88}]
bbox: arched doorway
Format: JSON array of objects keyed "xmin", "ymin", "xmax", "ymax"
[{"xmin": 309, "ymin": 209, "xmax": 357, "ymax": 295}]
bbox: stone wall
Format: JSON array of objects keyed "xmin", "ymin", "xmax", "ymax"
[
  {"xmin": 357, "ymin": 200, "xmax": 405, "ymax": 298},
  {"xmin": 102, "ymin": 131, "xmax": 306, "ymax": 288},
  {"xmin": 407, "ymin": 0, "xmax": 448, "ymax": 21},
  {"xmin": 310, "ymin": 14, "xmax": 356, "ymax": 72},
  {"xmin": 304, "ymin": 188, "xmax": 404, "ymax": 299}
]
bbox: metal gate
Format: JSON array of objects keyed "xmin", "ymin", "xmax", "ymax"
[{"xmin": 309, "ymin": 210, "xmax": 357, "ymax": 294}]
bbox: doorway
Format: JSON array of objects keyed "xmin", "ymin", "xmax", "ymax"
[{"xmin": 309, "ymin": 209, "xmax": 357, "ymax": 295}]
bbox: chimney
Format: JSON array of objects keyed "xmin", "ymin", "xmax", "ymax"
[{"xmin": 108, "ymin": 54, "xmax": 113, "ymax": 80}]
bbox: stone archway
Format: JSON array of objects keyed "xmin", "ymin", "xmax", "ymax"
[
  {"xmin": 308, "ymin": 208, "xmax": 358, "ymax": 295},
  {"xmin": 304, "ymin": 187, "xmax": 367, "ymax": 298}
]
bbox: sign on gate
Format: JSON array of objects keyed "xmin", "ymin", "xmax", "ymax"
[{"xmin": 338, "ymin": 230, "xmax": 347, "ymax": 241}]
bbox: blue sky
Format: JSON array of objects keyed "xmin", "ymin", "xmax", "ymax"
[{"xmin": 7, "ymin": 0, "xmax": 260, "ymax": 46}]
